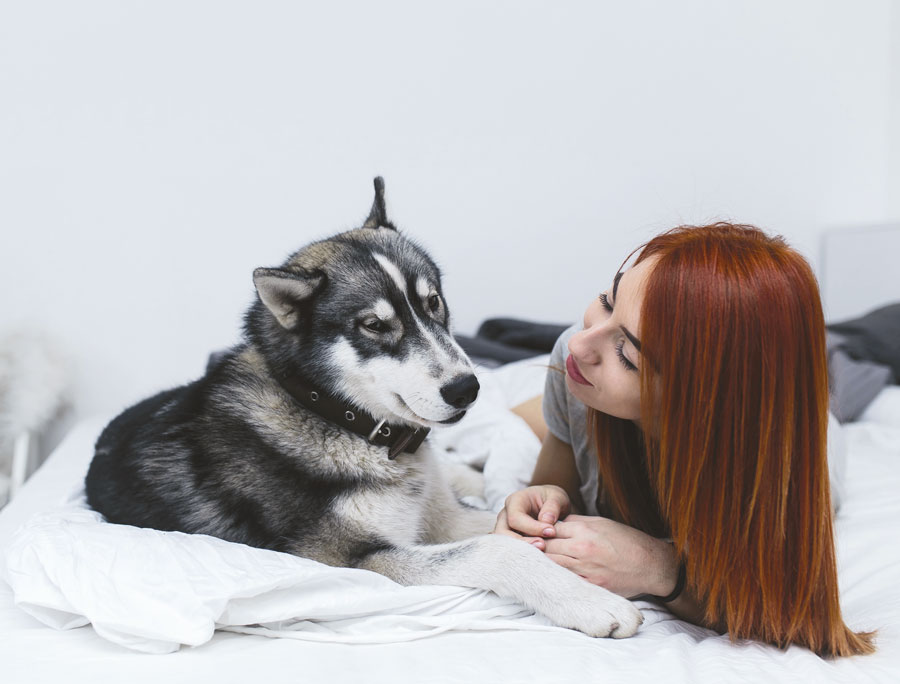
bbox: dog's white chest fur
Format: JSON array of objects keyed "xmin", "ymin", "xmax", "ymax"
[{"xmin": 333, "ymin": 450, "xmax": 438, "ymax": 547}]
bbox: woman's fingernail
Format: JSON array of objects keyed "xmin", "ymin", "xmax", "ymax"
[{"xmin": 543, "ymin": 527, "xmax": 554, "ymax": 536}]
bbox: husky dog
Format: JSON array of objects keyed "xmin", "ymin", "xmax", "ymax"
[{"xmin": 85, "ymin": 179, "xmax": 643, "ymax": 638}]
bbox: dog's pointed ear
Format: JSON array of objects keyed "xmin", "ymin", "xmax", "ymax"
[
  {"xmin": 361, "ymin": 176, "xmax": 397, "ymax": 231},
  {"xmin": 253, "ymin": 267, "xmax": 324, "ymax": 329}
]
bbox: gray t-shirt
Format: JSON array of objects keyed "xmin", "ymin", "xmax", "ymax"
[
  {"xmin": 542, "ymin": 324, "xmax": 603, "ymax": 515},
  {"xmin": 541, "ymin": 324, "xmax": 846, "ymax": 516}
]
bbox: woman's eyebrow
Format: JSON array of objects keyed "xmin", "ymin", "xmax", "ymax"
[
  {"xmin": 621, "ymin": 326, "xmax": 642, "ymax": 353},
  {"xmin": 611, "ymin": 271, "xmax": 624, "ymax": 303}
]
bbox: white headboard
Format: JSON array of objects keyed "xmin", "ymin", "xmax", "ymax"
[{"xmin": 820, "ymin": 224, "xmax": 900, "ymax": 323}]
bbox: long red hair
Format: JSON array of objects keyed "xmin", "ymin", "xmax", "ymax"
[{"xmin": 591, "ymin": 223, "xmax": 875, "ymax": 657}]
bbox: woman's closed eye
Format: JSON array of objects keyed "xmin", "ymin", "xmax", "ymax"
[
  {"xmin": 615, "ymin": 340, "xmax": 637, "ymax": 371},
  {"xmin": 599, "ymin": 292, "xmax": 613, "ymax": 312},
  {"xmin": 599, "ymin": 292, "xmax": 636, "ymax": 370}
]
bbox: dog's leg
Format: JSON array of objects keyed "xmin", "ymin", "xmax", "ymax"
[
  {"xmin": 420, "ymin": 472, "xmax": 495, "ymax": 542},
  {"xmin": 424, "ymin": 504, "xmax": 496, "ymax": 543},
  {"xmin": 438, "ymin": 460, "xmax": 485, "ymax": 500},
  {"xmin": 356, "ymin": 534, "xmax": 643, "ymax": 638}
]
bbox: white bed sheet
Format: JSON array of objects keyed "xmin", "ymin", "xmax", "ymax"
[{"xmin": 1, "ymin": 360, "xmax": 899, "ymax": 683}]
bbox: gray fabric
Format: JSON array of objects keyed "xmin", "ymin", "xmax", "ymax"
[
  {"xmin": 476, "ymin": 318, "xmax": 571, "ymax": 353},
  {"xmin": 826, "ymin": 331, "xmax": 893, "ymax": 423},
  {"xmin": 542, "ymin": 324, "xmax": 601, "ymax": 515},
  {"xmin": 454, "ymin": 335, "xmax": 537, "ymax": 367},
  {"xmin": 828, "ymin": 303, "xmax": 900, "ymax": 379}
]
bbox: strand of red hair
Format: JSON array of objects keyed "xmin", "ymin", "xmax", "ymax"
[{"xmin": 592, "ymin": 223, "xmax": 875, "ymax": 657}]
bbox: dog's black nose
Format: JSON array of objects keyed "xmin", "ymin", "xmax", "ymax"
[{"xmin": 440, "ymin": 374, "xmax": 480, "ymax": 409}]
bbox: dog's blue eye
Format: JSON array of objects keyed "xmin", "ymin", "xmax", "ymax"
[
  {"xmin": 362, "ymin": 319, "xmax": 388, "ymax": 334},
  {"xmin": 428, "ymin": 295, "xmax": 441, "ymax": 312}
]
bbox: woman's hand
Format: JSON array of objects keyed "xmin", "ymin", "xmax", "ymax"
[
  {"xmin": 543, "ymin": 514, "xmax": 678, "ymax": 599},
  {"xmin": 493, "ymin": 485, "xmax": 571, "ymax": 548}
]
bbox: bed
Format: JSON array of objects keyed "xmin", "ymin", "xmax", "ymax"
[{"xmin": 1, "ymin": 351, "xmax": 899, "ymax": 683}]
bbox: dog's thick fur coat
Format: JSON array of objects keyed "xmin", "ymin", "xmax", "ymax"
[{"xmin": 85, "ymin": 179, "xmax": 643, "ymax": 638}]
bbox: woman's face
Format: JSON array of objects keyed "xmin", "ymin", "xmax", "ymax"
[{"xmin": 565, "ymin": 255, "xmax": 657, "ymax": 422}]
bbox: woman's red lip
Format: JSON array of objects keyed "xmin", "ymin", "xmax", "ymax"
[{"xmin": 566, "ymin": 354, "xmax": 592, "ymax": 386}]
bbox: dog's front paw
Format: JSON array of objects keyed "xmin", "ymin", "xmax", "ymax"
[
  {"xmin": 441, "ymin": 461, "xmax": 485, "ymax": 499},
  {"xmin": 546, "ymin": 585, "xmax": 644, "ymax": 638}
]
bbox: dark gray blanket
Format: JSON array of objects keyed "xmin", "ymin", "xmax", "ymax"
[{"xmin": 828, "ymin": 303, "xmax": 900, "ymax": 379}]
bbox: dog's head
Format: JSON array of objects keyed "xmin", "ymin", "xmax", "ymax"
[{"xmin": 247, "ymin": 178, "xmax": 478, "ymax": 428}]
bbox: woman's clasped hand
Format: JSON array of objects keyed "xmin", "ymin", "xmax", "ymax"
[{"xmin": 494, "ymin": 486, "xmax": 676, "ymax": 600}]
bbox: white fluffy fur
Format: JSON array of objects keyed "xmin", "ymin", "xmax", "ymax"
[
  {"xmin": 0, "ymin": 329, "xmax": 70, "ymax": 439},
  {"xmin": 0, "ymin": 329, "xmax": 71, "ymax": 484}
]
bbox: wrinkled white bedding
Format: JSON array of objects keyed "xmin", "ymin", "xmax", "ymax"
[
  {"xmin": 1, "ymin": 358, "xmax": 899, "ymax": 682},
  {"xmin": 5, "ymin": 506, "xmax": 558, "ymax": 653},
  {"xmin": 1, "ymin": 356, "xmax": 577, "ymax": 655}
]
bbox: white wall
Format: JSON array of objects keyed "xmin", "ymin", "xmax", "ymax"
[
  {"xmin": 891, "ymin": 0, "xmax": 900, "ymax": 219},
  {"xmin": 821, "ymin": 224, "xmax": 900, "ymax": 322},
  {"xmin": 0, "ymin": 0, "xmax": 895, "ymax": 419}
]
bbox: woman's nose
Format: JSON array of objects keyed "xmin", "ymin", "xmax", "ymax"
[{"xmin": 569, "ymin": 326, "xmax": 603, "ymax": 365}]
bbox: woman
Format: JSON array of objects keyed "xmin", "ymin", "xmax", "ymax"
[{"xmin": 494, "ymin": 223, "xmax": 875, "ymax": 657}]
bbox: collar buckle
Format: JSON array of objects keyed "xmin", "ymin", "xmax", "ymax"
[
  {"xmin": 388, "ymin": 427, "xmax": 420, "ymax": 460},
  {"xmin": 367, "ymin": 419, "xmax": 388, "ymax": 443}
]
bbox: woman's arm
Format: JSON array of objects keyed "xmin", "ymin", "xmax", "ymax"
[
  {"xmin": 492, "ymin": 431, "xmax": 583, "ymax": 542},
  {"xmin": 545, "ymin": 514, "xmax": 711, "ymax": 626},
  {"xmin": 507, "ymin": 398, "xmax": 712, "ymax": 627},
  {"xmin": 642, "ymin": 537, "xmax": 711, "ymax": 627},
  {"xmin": 529, "ymin": 431, "xmax": 586, "ymax": 513},
  {"xmin": 510, "ymin": 395, "xmax": 548, "ymax": 443},
  {"xmin": 508, "ymin": 394, "xmax": 581, "ymax": 504}
]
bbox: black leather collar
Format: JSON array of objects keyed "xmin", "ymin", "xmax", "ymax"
[{"xmin": 276, "ymin": 374, "xmax": 430, "ymax": 459}]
